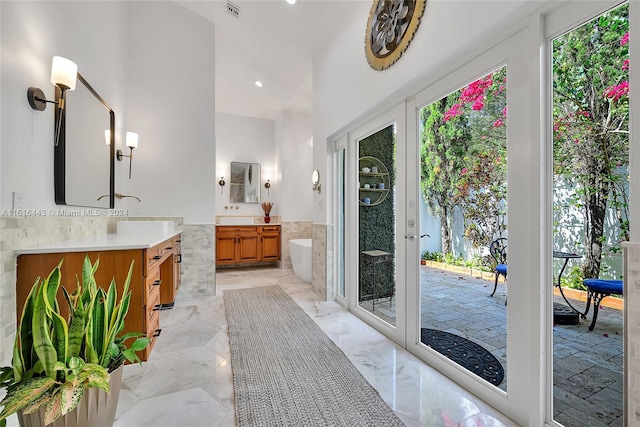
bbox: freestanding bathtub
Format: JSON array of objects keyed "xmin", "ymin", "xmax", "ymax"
[{"xmin": 289, "ymin": 239, "xmax": 312, "ymax": 283}]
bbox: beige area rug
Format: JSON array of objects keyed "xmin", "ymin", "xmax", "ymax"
[{"xmin": 224, "ymin": 285, "xmax": 405, "ymax": 427}]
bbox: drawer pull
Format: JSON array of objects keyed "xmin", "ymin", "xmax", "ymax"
[
  {"xmin": 153, "ymin": 304, "xmax": 162, "ymax": 311},
  {"xmin": 175, "ymin": 239, "xmax": 182, "ymax": 243},
  {"xmin": 152, "ymin": 328, "xmax": 162, "ymax": 338},
  {"xmin": 153, "ymin": 255, "xmax": 162, "ymax": 260},
  {"xmin": 165, "ymin": 246, "xmax": 172, "ymax": 250},
  {"xmin": 152, "ymin": 279, "xmax": 162, "ymax": 287}
]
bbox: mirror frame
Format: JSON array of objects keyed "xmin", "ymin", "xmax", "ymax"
[
  {"xmin": 230, "ymin": 161, "xmax": 261, "ymax": 204},
  {"xmin": 54, "ymin": 73, "xmax": 115, "ymax": 208}
]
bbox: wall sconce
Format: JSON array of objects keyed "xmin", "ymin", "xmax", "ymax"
[
  {"xmin": 117, "ymin": 132, "xmax": 138, "ymax": 179},
  {"xmin": 264, "ymin": 179, "xmax": 271, "ymax": 195},
  {"xmin": 219, "ymin": 177, "xmax": 226, "ymax": 194},
  {"xmin": 27, "ymin": 56, "xmax": 78, "ymax": 146},
  {"xmin": 312, "ymin": 169, "xmax": 321, "ymax": 193}
]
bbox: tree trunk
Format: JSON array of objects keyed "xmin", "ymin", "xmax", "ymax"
[
  {"xmin": 440, "ymin": 206, "xmax": 452, "ymax": 255},
  {"xmin": 582, "ymin": 165, "xmax": 610, "ymax": 279}
]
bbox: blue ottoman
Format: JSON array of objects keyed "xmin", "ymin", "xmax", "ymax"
[{"xmin": 582, "ymin": 279, "xmax": 623, "ymax": 331}]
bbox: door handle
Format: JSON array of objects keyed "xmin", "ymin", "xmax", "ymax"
[{"xmin": 405, "ymin": 233, "xmax": 417, "ymax": 240}]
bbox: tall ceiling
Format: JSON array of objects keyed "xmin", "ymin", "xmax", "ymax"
[{"xmin": 176, "ymin": 0, "xmax": 365, "ymax": 120}]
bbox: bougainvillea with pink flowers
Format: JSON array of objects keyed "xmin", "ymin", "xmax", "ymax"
[
  {"xmin": 553, "ymin": 4, "xmax": 629, "ymax": 281},
  {"xmin": 421, "ymin": 66, "xmax": 507, "ymax": 254}
]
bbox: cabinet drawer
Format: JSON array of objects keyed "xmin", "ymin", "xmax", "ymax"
[
  {"xmin": 146, "ymin": 245, "xmax": 162, "ymax": 271},
  {"xmin": 262, "ymin": 225, "xmax": 280, "ymax": 233},
  {"xmin": 147, "ymin": 286, "xmax": 161, "ymax": 320},
  {"xmin": 158, "ymin": 239, "xmax": 175, "ymax": 262},
  {"xmin": 145, "ymin": 267, "xmax": 162, "ymax": 297},
  {"xmin": 145, "ymin": 309, "xmax": 161, "ymax": 356}
]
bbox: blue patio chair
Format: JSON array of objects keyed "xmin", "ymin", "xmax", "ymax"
[
  {"xmin": 582, "ymin": 279, "xmax": 623, "ymax": 331},
  {"xmin": 489, "ymin": 238, "xmax": 507, "ymax": 298}
]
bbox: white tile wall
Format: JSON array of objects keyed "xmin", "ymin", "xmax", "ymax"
[
  {"xmin": 0, "ymin": 216, "xmax": 117, "ymax": 365},
  {"xmin": 312, "ymin": 224, "xmax": 326, "ymax": 299},
  {"xmin": 281, "ymin": 222, "xmax": 313, "ymax": 269},
  {"xmin": 179, "ymin": 225, "xmax": 216, "ymax": 298}
]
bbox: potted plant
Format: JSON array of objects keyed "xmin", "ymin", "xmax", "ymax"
[
  {"xmin": 0, "ymin": 256, "xmax": 149, "ymax": 427},
  {"xmin": 261, "ymin": 202, "xmax": 273, "ymax": 224}
]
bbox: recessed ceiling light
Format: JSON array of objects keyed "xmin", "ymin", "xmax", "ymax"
[
  {"xmin": 286, "ymin": 0, "xmax": 297, "ymax": 4},
  {"xmin": 254, "ymin": 81, "xmax": 263, "ymax": 88}
]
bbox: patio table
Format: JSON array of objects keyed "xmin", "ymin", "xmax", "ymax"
[
  {"xmin": 360, "ymin": 250, "xmax": 392, "ymax": 310},
  {"xmin": 553, "ymin": 251, "xmax": 582, "ymax": 324}
]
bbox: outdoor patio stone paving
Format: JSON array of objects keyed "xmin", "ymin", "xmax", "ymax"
[{"xmin": 415, "ymin": 265, "xmax": 623, "ymax": 426}]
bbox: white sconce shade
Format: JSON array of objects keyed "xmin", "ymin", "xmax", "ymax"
[
  {"xmin": 117, "ymin": 132, "xmax": 138, "ymax": 179},
  {"xmin": 312, "ymin": 169, "xmax": 321, "ymax": 193},
  {"xmin": 126, "ymin": 132, "xmax": 139, "ymax": 149},
  {"xmin": 105, "ymin": 130, "xmax": 111, "ymax": 145},
  {"xmin": 50, "ymin": 56, "xmax": 77, "ymax": 90}
]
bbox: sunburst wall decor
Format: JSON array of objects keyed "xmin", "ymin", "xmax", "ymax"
[{"xmin": 365, "ymin": 0, "xmax": 426, "ymax": 71}]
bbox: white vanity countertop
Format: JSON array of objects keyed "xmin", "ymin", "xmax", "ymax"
[{"xmin": 15, "ymin": 230, "xmax": 182, "ymax": 255}]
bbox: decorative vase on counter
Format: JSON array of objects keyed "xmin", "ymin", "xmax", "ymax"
[{"xmin": 264, "ymin": 213, "xmax": 271, "ymax": 223}]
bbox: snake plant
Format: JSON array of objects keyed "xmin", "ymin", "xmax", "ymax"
[{"xmin": 0, "ymin": 256, "xmax": 149, "ymax": 426}]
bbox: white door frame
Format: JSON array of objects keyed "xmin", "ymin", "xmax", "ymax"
[{"xmin": 346, "ymin": 103, "xmax": 408, "ymax": 347}]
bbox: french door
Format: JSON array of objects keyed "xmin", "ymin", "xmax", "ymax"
[
  {"xmin": 346, "ymin": 103, "xmax": 415, "ymax": 347},
  {"xmin": 341, "ymin": 28, "xmax": 525, "ymax": 419}
]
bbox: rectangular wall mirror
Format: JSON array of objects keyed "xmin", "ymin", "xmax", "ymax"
[
  {"xmin": 230, "ymin": 161, "xmax": 261, "ymax": 203},
  {"xmin": 54, "ymin": 73, "xmax": 115, "ymax": 208}
]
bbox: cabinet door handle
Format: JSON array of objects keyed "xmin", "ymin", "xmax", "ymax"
[
  {"xmin": 153, "ymin": 304, "xmax": 162, "ymax": 311},
  {"xmin": 152, "ymin": 279, "xmax": 162, "ymax": 287},
  {"xmin": 152, "ymin": 328, "xmax": 162, "ymax": 338},
  {"xmin": 176, "ymin": 254, "xmax": 182, "ymax": 263},
  {"xmin": 153, "ymin": 255, "xmax": 162, "ymax": 260}
]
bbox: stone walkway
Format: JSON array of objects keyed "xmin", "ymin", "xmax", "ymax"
[{"xmin": 419, "ymin": 266, "xmax": 623, "ymax": 426}]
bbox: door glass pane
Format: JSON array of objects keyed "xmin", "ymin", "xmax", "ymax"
[
  {"xmin": 418, "ymin": 67, "xmax": 508, "ymax": 390},
  {"xmin": 551, "ymin": 4, "xmax": 627, "ymax": 425},
  {"xmin": 358, "ymin": 124, "xmax": 397, "ymax": 326}
]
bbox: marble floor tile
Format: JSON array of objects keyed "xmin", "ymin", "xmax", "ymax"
[
  {"xmin": 114, "ymin": 387, "xmax": 230, "ymax": 427},
  {"xmin": 112, "ymin": 266, "xmax": 517, "ymax": 427}
]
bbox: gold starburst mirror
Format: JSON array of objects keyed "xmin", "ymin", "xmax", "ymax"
[{"xmin": 365, "ymin": 0, "xmax": 426, "ymax": 71}]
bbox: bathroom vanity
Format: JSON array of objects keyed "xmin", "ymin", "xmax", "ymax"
[
  {"xmin": 15, "ymin": 228, "xmax": 182, "ymax": 361},
  {"xmin": 216, "ymin": 225, "xmax": 280, "ymax": 266}
]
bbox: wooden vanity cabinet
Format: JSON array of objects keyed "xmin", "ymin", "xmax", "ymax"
[
  {"xmin": 216, "ymin": 225, "xmax": 280, "ymax": 266},
  {"xmin": 16, "ymin": 234, "xmax": 182, "ymax": 362},
  {"xmin": 261, "ymin": 225, "xmax": 281, "ymax": 261}
]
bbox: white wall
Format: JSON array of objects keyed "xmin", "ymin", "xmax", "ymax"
[
  {"xmin": 126, "ymin": 1, "xmax": 215, "ymax": 225},
  {"xmin": 312, "ymin": 0, "xmax": 536, "ymax": 224},
  {"xmin": 275, "ymin": 110, "xmax": 313, "ymax": 222},
  {"xmin": 215, "ymin": 112, "xmax": 275, "ymax": 217},
  {"xmin": 0, "ymin": 1, "xmax": 129, "ymax": 211}
]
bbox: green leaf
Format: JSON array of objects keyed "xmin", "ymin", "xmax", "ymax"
[
  {"xmin": 0, "ymin": 376, "xmax": 55, "ymax": 420},
  {"xmin": 14, "ymin": 279, "xmax": 39, "ymax": 381},
  {"xmin": 50, "ymin": 310, "xmax": 69, "ymax": 366},
  {"xmin": 67, "ymin": 303, "xmax": 86, "ymax": 359},
  {"xmin": 130, "ymin": 337, "xmax": 150, "ymax": 352},
  {"xmin": 91, "ymin": 289, "xmax": 107, "ymax": 364},
  {"xmin": 105, "ymin": 279, "xmax": 117, "ymax": 328},
  {"xmin": 19, "ymin": 390, "xmax": 51, "ymax": 415},
  {"xmin": 44, "ymin": 382, "xmax": 84, "ymax": 425},
  {"xmin": 43, "ymin": 263, "xmax": 63, "ymax": 314},
  {"xmin": 32, "ymin": 278, "xmax": 58, "ymax": 379},
  {"xmin": 76, "ymin": 363, "xmax": 110, "ymax": 394}
]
